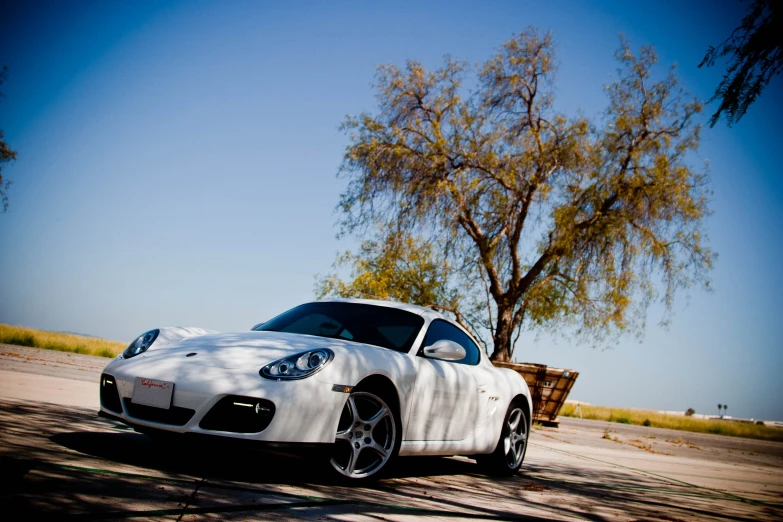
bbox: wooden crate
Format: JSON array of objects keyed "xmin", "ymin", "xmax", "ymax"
[{"xmin": 492, "ymin": 361, "xmax": 579, "ymax": 426}]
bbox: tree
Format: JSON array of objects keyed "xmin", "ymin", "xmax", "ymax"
[
  {"xmin": 0, "ymin": 66, "xmax": 17, "ymax": 212},
  {"xmin": 717, "ymin": 403, "xmax": 723, "ymax": 417},
  {"xmin": 699, "ymin": 0, "xmax": 782, "ymax": 127},
  {"xmin": 316, "ymin": 227, "xmax": 467, "ymax": 324},
  {"xmin": 316, "ymin": 227, "xmax": 483, "ymax": 339},
  {"xmin": 322, "ymin": 29, "xmax": 714, "ymax": 362}
]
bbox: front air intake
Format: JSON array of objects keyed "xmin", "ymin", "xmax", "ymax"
[
  {"xmin": 199, "ymin": 395, "xmax": 275, "ymax": 433},
  {"xmin": 122, "ymin": 399, "xmax": 195, "ymax": 426}
]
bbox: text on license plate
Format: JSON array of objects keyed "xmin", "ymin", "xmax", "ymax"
[{"xmin": 131, "ymin": 377, "xmax": 174, "ymax": 409}]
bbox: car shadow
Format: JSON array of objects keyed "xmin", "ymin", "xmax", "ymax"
[
  {"xmin": 1, "ymin": 398, "xmax": 770, "ymax": 522},
  {"xmin": 49, "ymin": 426, "xmax": 482, "ymax": 486}
]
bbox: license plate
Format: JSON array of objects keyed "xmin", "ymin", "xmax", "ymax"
[{"xmin": 131, "ymin": 377, "xmax": 174, "ymax": 409}]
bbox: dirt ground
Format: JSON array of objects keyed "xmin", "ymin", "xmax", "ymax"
[{"xmin": 1, "ymin": 344, "xmax": 781, "ymax": 521}]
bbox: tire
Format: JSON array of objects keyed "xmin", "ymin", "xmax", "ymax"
[
  {"xmin": 329, "ymin": 391, "xmax": 400, "ymax": 480},
  {"xmin": 479, "ymin": 400, "xmax": 529, "ymax": 476}
]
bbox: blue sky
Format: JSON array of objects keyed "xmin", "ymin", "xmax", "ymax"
[{"xmin": 1, "ymin": 1, "xmax": 781, "ymax": 419}]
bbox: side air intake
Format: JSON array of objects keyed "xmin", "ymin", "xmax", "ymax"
[{"xmin": 199, "ymin": 396, "xmax": 275, "ymax": 433}]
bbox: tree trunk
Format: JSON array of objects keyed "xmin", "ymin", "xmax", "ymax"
[{"xmin": 490, "ymin": 305, "xmax": 514, "ymax": 362}]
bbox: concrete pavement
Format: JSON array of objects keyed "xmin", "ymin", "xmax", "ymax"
[{"xmin": 1, "ymin": 344, "xmax": 781, "ymax": 520}]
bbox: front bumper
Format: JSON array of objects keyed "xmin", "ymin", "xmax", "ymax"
[{"xmin": 99, "ymin": 360, "xmax": 348, "ymax": 443}]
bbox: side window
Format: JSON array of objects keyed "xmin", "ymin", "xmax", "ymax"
[{"xmin": 421, "ymin": 320, "xmax": 480, "ymax": 365}]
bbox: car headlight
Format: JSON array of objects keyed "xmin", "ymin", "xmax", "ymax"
[
  {"xmin": 122, "ymin": 329, "xmax": 160, "ymax": 359},
  {"xmin": 260, "ymin": 349, "xmax": 333, "ymax": 380}
]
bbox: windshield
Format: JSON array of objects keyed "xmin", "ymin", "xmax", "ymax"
[{"xmin": 254, "ymin": 302, "xmax": 424, "ymax": 353}]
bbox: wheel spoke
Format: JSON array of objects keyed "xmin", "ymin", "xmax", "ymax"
[
  {"xmin": 507, "ymin": 441, "xmax": 518, "ymax": 463},
  {"xmin": 345, "ymin": 447, "xmax": 358, "ymax": 475},
  {"xmin": 508, "ymin": 410, "xmax": 521, "ymax": 432},
  {"xmin": 368, "ymin": 441, "xmax": 388, "ymax": 459},
  {"xmin": 335, "ymin": 429, "xmax": 352, "ymax": 441},
  {"xmin": 367, "ymin": 406, "xmax": 389, "ymax": 428},
  {"xmin": 346, "ymin": 396, "xmax": 362, "ymax": 425}
]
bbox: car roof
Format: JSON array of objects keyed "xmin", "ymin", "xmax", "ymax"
[{"xmin": 312, "ymin": 297, "xmax": 447, "ymax": 321}]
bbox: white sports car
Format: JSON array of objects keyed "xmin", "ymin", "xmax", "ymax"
[{"xmin": 99, "ymin": 298, "xmax": 532, "ymax": 479}]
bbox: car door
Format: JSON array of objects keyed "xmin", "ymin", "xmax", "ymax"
[{"xmin": 405, "ymin": 320, "xmax": 483, "ymax": 441}]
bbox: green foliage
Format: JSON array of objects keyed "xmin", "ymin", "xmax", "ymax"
[
  {"xmin": 0, "ymin": 66, "xmax": 17, "ymax": 212},
  {"xmin": 315, "ymin": 228, "xmax": 485, "ymax": 339},
  {"xmin": 324, "ymin": 28, "xmax": 713, "ymax": 361},
  {"xmin": 5, "ymin": 332, "xmax": 35, "ymax": 347},
  {"xmin": 316, "ymin": 229, "xmax": 456, "ymax": 307},
  {"xmin": 97, "ymin": 348, "xmax": 117, "ymax": 358},
  {"xmin": 700, "ymin": 0, "xmax": 782, "ymax": 126}
]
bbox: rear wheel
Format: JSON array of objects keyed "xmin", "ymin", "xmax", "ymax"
[
  {"xmin": 329, "ymin": 391, "xmax": 398, "ymax": 480},
  {"xmin": 480, "ymin": 401, "xmax": 529, "ymax": 475}
]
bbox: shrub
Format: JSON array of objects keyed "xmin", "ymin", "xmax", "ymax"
[
  {"xmin": 616, "ymin": 416, "xmax": 630, "ymax": 424},
  {"xmin": 6, "ymin": 333, "xmax": 36, "ymax": 347},
  {"xmin": 41, "ymin": 341, "xmax": 69, "ymax": 352},
  {"xmin": 685, "ymin": 408, "xmax": 695, "ymax": 416},
  {"xmin": 554, "ymin": 403, "xmax": 783, "ymax": 441},
  {"xmin": 643, "ymin": 419, "xmax": 651, "ymax": 426},
  {"xmin": 0, "ymin": 324, "xmax": 124, "ymax": 358}
]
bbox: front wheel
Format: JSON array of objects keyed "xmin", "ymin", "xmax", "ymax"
[
  {"xmin": 329, "ymin": 391, "xmax": 398, "ymax": 480},
  {"xmin": 479, "ymin": 401, "xmax": 529, "ymax": 475}
]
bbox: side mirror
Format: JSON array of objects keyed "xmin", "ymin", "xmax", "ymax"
[{"xmin": 423, "ymin": 339, "xmax": 466, "ymax": 361}]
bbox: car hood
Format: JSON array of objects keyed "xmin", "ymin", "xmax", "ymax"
[{"xmin": 144, "ymin": 330, "xmax": 362, "ymax": 370}]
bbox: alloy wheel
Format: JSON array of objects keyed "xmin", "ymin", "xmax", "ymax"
[
  {"xmin": 330, "ymin": 391, "xmax": 396, "ymax": 479},
  {"xmin": 503, "ymin": 407, "xmax": 527, "ymax": 469}
]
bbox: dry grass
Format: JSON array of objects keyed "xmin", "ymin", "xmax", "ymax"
[
  {"xmin": 561, "ymin": 403, "xmax": 783, "ymax": 442},
  {"xmin": 0, "ymin": 324, "xmax": 125, "ymax": 358}
]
